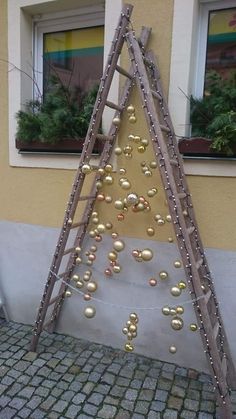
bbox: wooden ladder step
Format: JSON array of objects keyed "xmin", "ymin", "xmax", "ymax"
[
  {"xmin": 106, "ymin": 100, "xmax": 123, "ymax": 112},
  {"xmin": 96, "ymin": 133, "xmax": 114, "ymax": 142},
  {"xmin": 204, "ymin": 289, "xmax": 212, "ymax": 304},
  {"xmin": 58, "ymin": 270, "xmax": 71, "ymax": 279},
  {"xmin": 116, "ymin": 64, "xmax": 133, "ymax": 79},
  {"xmin": 48, "ymin": 292, "xmax": 65, "ymax": 306},
  {"xmin": 195, "ymin": 258, "xmax": 203, "ymax": 269},
  {"xmin": 63, "ymin": 246, "xmax": 80, "ymax": 256},
  {"xmin": 151, "ymin": 89, "xmax": 162, "ymax": 101},
  {"xmin": 78, "ymin": 195, "xmax": 96, "ymax": 202},
  {"xmin": 187, "ymin": 226, "xmax": 195, "ymax": 235},
  {"xmin": 178, "ymin": 192, "xmax": 187, "ymax": 199},
  {"xmin": 170, "ymin": 159, "xmax": 178, "ymax": 167},
  {"xmin": 69, "ymin": 221, "xmax": 87, "ymax": 229},
  {"xmin": 160, "ymin": 124, "xmax": 171, "ymax": 134}
]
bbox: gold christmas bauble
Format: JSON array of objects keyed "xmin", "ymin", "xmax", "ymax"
[
  {"xmin": 92, "ymin": 217, "xmax": 99, "ymax": 225},
  {"xmin": 189, "ymin": 323, "xmax": 198, "ymax": 332},
  {"xmin": 87, "ymin": 281, "xmax": 98, "ymax": 293},
  {"xmin": 168, "ymin": 237, "xmax": 174, "ymax": 243},
  {"xmin": 159, "ymin": 271, "xmax": 168, "ymax": 280},
  {"xmin": 166, "ymin": 215, "xmax": 172, "ymax": 222},
  {"xmin": 170, "ymin": 308, "xmax": 177, "ymax": 316},
  {"xmin": 169, "ymin": 345, "xmax": 177, "ymax": 354},
  {"xmin": 119, "ymin": 168, "xmax": 126, "ymax": 175},
  {"xmin": 157, "ymin": 219, "xmax": 165, "ymax": 226},
  {"xmin": 65, "ymin": 290, "xmax": 72, "ymax": 297},
  {"xmin": 174, "ymin": 260, "xmax": 182, "ymax": 268},
  {"xmin": 112, "ymin": 116, "xmax": 121, "ymax": 126},
  {"xmin": 127, "ymin": 104, "xmax": 135, "ymax": 114},
  {"xmin": 125, "ymin": 342, "xmax": 134, "ymax": 352},
  {"xmin": 105, "ymin": 164, "xmax": 113, "ymax": 172},
  {"xmin": 147, "ymin": 227, "xmax": 155, "ymax": 237},
  {"xmin": 67, "ymin": 218, "xmax": 73, "ymax": 226},
  {"xmin": 129, "ymin": 324, "xmax": 137, "ymax": 333},
  {"xmin": 162, "ymin": 306, "xmax": 170, "ymax": 316},
  {"xmin": 76, "ymin": 280, "xmax": 84, "ymax": 289},
  {"xmin": 90, "ymin": 245, "xmax": 97, "ymax": 253},
  {"xmin": 81, "ymin": 164, "xmax": 91, "ymax": 174},
  {"xmin": 76, "ymin": 257, "xmax": 82, "ymax": 265},
  {"xmin": 89, "ymin": 230, "xmax": 96, "ymax": 238},
  {"xmin": 83, "ymin": 274, "xmax": 90, "ymax": 282},
  {"xmin": 114, "ymin": 147, "xmax": 122, "ymax": 155},
  {"xmin": 97, "ymin": 193, "xmax": 105, "ymax": 202},
  {"xmin": 96, "ymin": 181, "xmax": 103, "ymax": 190},
  {"xmin": 122, "ymin": 327, "xmax": 128, "ymax": 335},
  {"xmin": 72, "ymin": 274, "xmax": 79, "ymax": 282},
  {"xmin": 144, "ymin": 170, "xmax": 152, "ymax": 177},
  {"xmin": 170, "ymin": 286, "xmax": 182, "ymax": 297},
  {"xmin": 171, "ymin": 316, "xmax": 184, "ymax": 331},
  {"xmin": 137, "ymin": 145, "xmax": 145, "ymax": 153},
  {"xmin": 121, "ymin": 181, "xmax": 131, "ymax": 190},
  {"xmin": 176, "ymin": 306, "xmax": 184, "ymax": 315},
  {"xmin": 97, "ymin": 224, "xmax": 106, "ymax": 234},
  {"xmin": 114, "ymin": 199, "xmax": 124, "ymax": 210},
  {"xmin": 124, "ymin": 145, "xmax": 133, "ymax": 154},
  {"xmin": 149, "ymin": 161, "xmax": 157, "ymax": 169},
  {"xmin": 147, "ymin": 189, "xmax": 155, "ymax": 198},
  {"xmin": 88, "ymin": 253, "xmax": 96, "ymax": 262},
  {"xmin": 98, "ymin": 168, "xmax": 105, "ymax": 176},
  {"xmin": 105, "ymin": 222, "xmax": 113, "ymax": 230},
  {"xmin": 129, "ymin": 114, "xmax": 137, "ymax": 124},
  {"xmin": 108, "ymin": 251, "xmax": 117, "ymax": 261},
  {"xmin": 75, "ymin": 247, "xmax": 81, "ymax": 253},
  {"xmin": 154, "ymin": 214, "xmax": 161, "ymax": 221},
  {"xmin": 141, "ymin": 138, "xmax": 149, "ymax": 147},
  {"xmin": 134, "ymin": 135, "xmax": 141, "ymax": 143},
  {"xmin": 84, "ymin": 306, "xmax": 96, "ymax": 318},
  {"xmin": 113, "ymin": 240, "xmax": 125, "ymax": 252},
  {"xmin": 141, "ymin": 248, "xmax": 153, "ymax": 261},
  {"xmin": 113, "ymin": 265, "xmax": 121, "ymax": 273},
  {"xmin": 129, "ymin": 313, "xmax": 138, "ymax": 322},
  {"xmin": 178, "ymin": 281, "xmax": 186, "ymax": 289},
  {"xmin": 104, "ymin": 175, "xmax": 114, "ymax": 185}
]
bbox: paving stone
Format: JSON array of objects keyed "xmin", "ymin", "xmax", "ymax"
[
  {"xmin": 114, "ymin": 409, "xmax": 130, "ymax": 419},
  {"xmin": 174, "ymin": 375, "xmax": 189, "ymax": 388},
  {"xmin": 155, "ymin": 389, "xmax": 168, "ymax": 402},
  {"xmin": 18, "ymin": 407, "xmax": 33, "ymax": 418},
  {"xmin": 110, "ymin": 385, "xmax": 126, "ymax": 397},
  {"xmin": 184, "ymin": 398, "xmax": 199, "ymax": 411},
  {"xmin": 157, "ymin": 377, "xmax": 172, "ymax": 391},
  {"xmin": 134, "ymin": 400, "xmax": 150, "ymax": 415},
  {"xmin": 168, "ymin": 395, "xmax": 183, "ymax": 410},
  {"xmin": 180, "ymin": 410, "xmax": 197, "ymax": 419},
  {"xmin": 18, "ymin": 386, "xmax": 35, "ymax": 399},
  {"xmin": 65, "ymin": 404, "xmax": 82, "ymax": 418},
  {"xmin": 69, "ymin": 381, "xmax": 83, "ymax": 392},
  {"xmin": 52, "ymin": 400, "xmax": 68, "ymax": 413},
  {"xmin": 163, "ymin": 409, "xmax": 179, "ymax": 419},
  {"xmin": 139, "ymin": 389, "xmax": 154, "ymax": 401},
  {"xmin": 151, "ymin": 400, "xmax": 166, "ymax": 412},
  {"xmin": 121, "ymin": 399, "xmax": 135, "ymax": 411},
  {"xmin": 97, "ymin": 404, "xmax": 117, "ymax": 418},
  {"xmin": 148, "ymin": 411, "xmax": 161, "ymax": 419},
  {"xmin": 116, "ymin": 376, "xmax": 131, "ymax": 387},
  {"xmin": 101, "ymin": 372, "xmax": 116, "ymax": 385},
  {"xmin": 87, "ymin": 392, "xmax": 105, "ymax": 406},
  {"xmin": 82, "ymin": 381, "xmax": 96, "ymax": 394},
  {"xmin": 187, "ymin": 389, "xmax": 201, "ymax": 400},
  {"xmin": 0, "ymin": 395, "xmax": 11, "ymax": 407},
  {"xmin": 40, "ymin": 395, "xmax": 57, "ymax": 411},
  {"xmin": 175, "ymin": 367, "xmax": 188, "ymax": 377},
  {"xmin": 72, "ymin": 393, "xmax": 86, "ymax": 405},
  {"xmin": 23, "ymin": 351, "xmax": 38, "ymax": 362},
  {"xmin": 9, "ymin": 397, "xmax": 27, "ymax": 410},
  {"xmin": 82, "ymin": 403, "xmax": 98, "ymax": 415},
  {"xmin": 30, "ymin": 408, "xmax": 46, "ymax": 418},
  {"xmin": 1, "ymin": 375, "xmax": 15, "ymax": 386},
  {"xmin": 0, "ymin": 407, "xmax": 17, "ymax": 419},
  {"xmin": 103, "ymin": 396, "xmax": 119, "ymax": 406},
  {"xmin": 61, "ymin": 390, "xmax": 75, "ymax": 402},
  {"xmin": 27, "ymin": 396, "xmax": 42, "ymax": 409},
  {"xmin": 35, "ymin": 386, "xmax": 50, "ymax": 397},
  {"xmin": 198, "ymin": 413, "xmax": 215, "ymax": 419},
  {"xmin": 200, "ymin": 400, "xmax": 215, "ymax": 413},
  {"xmin": 125, "ymin": 388, "xmax": 138, "ymax": 401}
]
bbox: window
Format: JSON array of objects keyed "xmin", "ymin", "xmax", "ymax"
[
  {"xmin": 8, "ymin": 0, "xmax": 122, "ymax": 169},
  {"xmin": 16, "ymin": 10, "xmax": 105, "ymax": 154}
]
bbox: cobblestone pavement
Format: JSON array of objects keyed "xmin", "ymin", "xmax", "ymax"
[{"xmin": 0, "ymin": 321, "xmax": 235, "ymax": 419}]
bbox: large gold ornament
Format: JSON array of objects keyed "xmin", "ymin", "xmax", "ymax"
[
  {"xmin": 87, "ymin": 281, "xmax": 98, "ymax": 293},
  {"xmin": 113, "ymin": 240, "xmax": 125, "ymax": 252},
  {"xmin": 170, "ymin": 286, "xmax": 182, "ymax": 297},
  {"xmin": 171, "ymin": 316, "xmax": 184, "ymax": 331},
  {"xmin": 127, "ymin": 104, "xmax": 135, "ymax": 114},
  {"xmin": 81, "ymin": 164, "xmax": 91, "ymax": 174},
  {"xmin": 141, "ymin": 248, "xmax": 153, "ymax": 261},
  {"xmin": 112, "ymin": 116, "xmax": 121, "ymax": 126},
  {"xmin": 174, "ymin": 260, "xmax": 182, "ymax": 268},
  {"xmin": 108, "ymin": 251, "xmax": 117, "ymax": 262},
  {"xmin": 84, "ymin": 306, "xmax": 96, "ymax": 318}
]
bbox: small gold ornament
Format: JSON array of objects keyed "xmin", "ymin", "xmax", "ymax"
[
  {"xmin": 98, "ymin": 167, "xmax": 105, "ymax": 176},
  {"xmin": 174, "ymin": 260, "xmax": 182, "ymax": 268},
  {"xmin": 105, "ymin": 268, "xmax": 112, "ymax": 277},
  {"xmin": 95, "ymin": 235, "xmax": 102, "ymax": 242},
  {"xmin": 129, "ymin": 114, "xmax": 136, "ymax": 124},
  {"xmin": 81, "ymin": 164, "xmax": 91, "ymax": 174},
  {"xmin": 166, "ymin": 215, "xmax": 172, "ymax": 222},
  {"xmin": 83, "ymin": 274, "xmax": 90, "ymax": 282},
  {"xmin": 92, "ymin": 217, "xmax": 99, "ymax": 225},
  {"xmin": 113, "ymin": 240, "xmax": 125, "ymax": 252},
  {"xmin": 122, "ymin": 327, "xmax": 128, "ymax": 335},
  {"xmin": 114, "ymin": 199, "xmax": 124, "ymax": 210},
  {"xmin": 170, "ymin": 286, "xmax": 182, "ymax": 297},
  {"xmin": 113, "ymin": 265, "xmax": 121, "ymax": 273},
  {"xmin": 127, "ymin": 104, "xmax": 135, "ymax": 114},
  {"xmin": 154, "ymin": 214, "xmax": 161, "ymax": 221},
  {"xmin": 111, "ymin": 232, "xmax": 118, "ymax": 239},
  {"xmin": 104, "ymin": 175, "xmax": 114, "ymax": 185},
  {"xmin": 134, "ymin": 135, "xmax": 141, "ymax": 143},
  {"xmin": 76, "ymin": 280, "xmax": 84, "ymax": 289},
  {"xmin": 141, "ymin": 249, "xmax": 153, "ymax": 261},
  {"xmin": 147, "ymin": 227, "xmax": 155, "ymax": 237},
  {"xmin": 97, "ymin": 224, "xmax": 106, "ymax": 234},
  {"xmin": 141, "ymin": 138, "xmax": 149, "ymax": 147},
  {"xmin": 65, "ymin": 290, "xmax": 72, "ymax": 297},
  {"xmin": 87, "ymin": 281, "xmax": 98, "ymax": 293},
  {"xmin": 72, "ymin": 274, "xmax": 79, "ymax": 282},
  {"xmin": 144, "ymin": 170, "xmax": 152, "ymax": 177},
  {"xmin": 157, "ymin": 219, "xmax": 165, "ymax": 226},
  {"xmin": 125, "ymin": 342, "xmax": 134, "ymax": 352},
  {"xmin": 97, "ymin": 193, "xmax": 105, "ymax": 202},
  {"xmin": 67, "ymin": 218, "xmax": 73, "ymax": 226},
  {"xmin": 121, "ymin": 180, "xmax": 131, "ymax": 190},
  {"xmin": 171, "ymin": 316, "xmax": 184, "ymax": 331},
  {"xmin": 76, "ymin": 257, "xmax": 82, "ymax": 265},
  {"xmin": 105, "ymin": 164, "xmax": 113, "ymax": 172},
  {"xmin": 114, "ymin": 147, "xmax": 122, "ymax": 155},
  {"xmin": 75, "ymin": 247, "xmax": 81, "ymax": 253},
  {"xmin": 176, "ymin": 306, "xmax": 184, "ymax": 315},
  {"xmin": 89, "ymin": 230, "xmax": 96, "ymax": 238},
  {"xmin": 189, "ymin": 323, "xmax": 198, "ymax": 332},
  {"xmin": 119, "ymin": 168, "xmax": 126, "ymax": 175},
  {"xmin": 129, "ymin": 313, "xmax": 138, "ymax": 322},
  {"xmin": 170, "ymin": 308, "xmax": 177, "ymax": 316},
  {"xmin": 129, "ymin": 324, "xmax": 137, "ymax": 333},
  {"xmin": 96, "ymin": 181, "xmax": 103, "ymax": 190},
  {"xmin": 178, "ymin": 281, "xmax": 186, "ymax": 289},
  {"xmin": 169, "ymin": 345, "xmax": 177, "ymax": 354},
  {"xmin": 168, "ymin": 237, "xmax": 174, "ymax": 243},
  {"xmin": 112, "ymin": 116, "xmax": 121, "ymax": 126},
  {"xmin": 117, "ymin": 214, "xmax": 125, "ymax": 221},
  {"xmin": 162, "ymin": 306, "xmax": 170, "ymax": 316},
  {"xmin": 149, "ymin": 161, "xmax": 157, "ymax": 169},
  {"xmin": 159, "ymin": 271, "xmax": 168, "ymax": 280},
  {"xmin": 88, "ymin": 254, "xmax": 96, "ymax": 262},
  {"xmin": 108, "ymin": 251, "xmax": 117, "ymax": 262},
  {"xmin": 147, "ymin": 189, "xmax": 156, "ymax": 198},
  {"xmin": 124, "ymin": 145, "xmax": 133, "ymax": 154},
  {"xmin": 84, "ymin": 306, "xmax": 96, "ymax": 318},
  {"xmin": 137, "ymin": 145, "xmax": 145, "ymax": 153},
  {"xmin": 105, "ymin": 222, "xmax": 113, "ymax": 230}
]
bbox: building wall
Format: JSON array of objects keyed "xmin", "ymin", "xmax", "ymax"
[{"xmin": 0, "ymin": 0, "xmax": 236, "ymax": 371}]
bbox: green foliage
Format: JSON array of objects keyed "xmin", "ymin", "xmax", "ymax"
[
  {"xmin": 190, "ymin": 71, "xmax": 236, "ymax": 155},
  {"xmin": 16, "ymin": 76, "xmax": 99, "ymax": 144}
]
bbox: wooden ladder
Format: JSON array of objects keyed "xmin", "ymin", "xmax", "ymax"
[{"xmin": 30, "ymin": 4, "xmax": 235, "ymax": 417}]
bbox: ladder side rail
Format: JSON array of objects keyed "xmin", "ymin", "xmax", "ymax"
[
  {"xmin": 45, "ymin": 27, "xmax": 152, "ymax": 333},
  {"xmin": 30, "ymin": 4, "xmax": 133, "ymax": 351},
  {"xmin": 146, "ymin": 51, "xmax": 236, "ymax": 389},
  {"xmin": 126, "ymin": 31, "xmax": 233, "ymax": 414}
]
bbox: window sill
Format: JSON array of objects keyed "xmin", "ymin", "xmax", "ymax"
[
  {"xmin": 15, "ymin": 138, "xmax": 102, "ymax": 155},
  {"xmin": 178, "ymin": 137, "xmax": 236, "ymax": 159}
]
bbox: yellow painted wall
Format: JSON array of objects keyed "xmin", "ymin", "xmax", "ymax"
[{"xmin": 0, "ymin": 0, "xmax": 236, "ymax": 251}]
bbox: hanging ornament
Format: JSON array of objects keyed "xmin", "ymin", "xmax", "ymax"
[
  {"xmin": 119, "ymin": 168, "xmax": 126, "ymax": 175},
  {"xmin": 117, "ymin": 213, "xmax": 125, "ymax": 221},
  {"xmin": 113, "ymin": 240, "xmax": 125, "ymax": 252},
  {"xmin": 162, "ymin": 306, "xmax": 170, "ymax": 316},
  {"xmin": 76, "ymin": 280, "xmax": 84, "ymax": 289},
  {"xmin": 90, "ymin": 245, "xmax": 97, "ymax": 253},
  {"xmin": 96, "ymin": 181, "xmax": 103, "ymax": 190},
  {"xmin": 147, "ymin": 189, "xmax": 156, "ymax": 198},
  {"xmin": 86, "ymin": 281, "xmax": 98, "ymax": 293},
  {"xmin": 111, "ymin": 232, "xmax": 118, "ymax": 239},
  {"xmin": 141, "ymin": 138, "xmax": 149, "ymax": 147},
  {"xmin": 169, "ymin": 345, "xmax": 177, "ymax": 354},
  {"xmin": 81, "ymin": 164, "xmax": 92, "ymax": 174},
  {"xmin": 174, "ymin": 260, "xmax": 182, "ymax": 268},
  {"xmin": 65, "ymin": 290, "xmax": 72, "ymax": 297},
  {"xmin": 166, "ymin": 215, "xmax": 172, "ymax": 222},
  {"xmin": 134, "ymin": 135, "xmax": 141, "ymax": 143},
  {"xmin": 104, "ymin": 268, "xmax": 112, "ymax": 277},
  {"xmin": 95, "ymin": 235, "xmax": 102, "ymax": 242},
  {"xmin": 157, "ymin": 219, "xmax": 165, "ymax": 226},
  {"xmin": 97, "ymin": 193, "xmax": 105, "ymax": 202},
  {"xmin": 83, "ymin": 273, "xmax": 90, "ymax": 282},
  {"xmin": 76, "ymin": 257, "xmax": 82, "ymax": 265},
  {"xmin": 168, "ymin": 237, "xmax": 174, "ymax": 243},
  {"xmin": 125, "ymin": 342, "xmax": 134, "ymax": 352},
  {"xmin": 67, "ymin": 218, "xmax": 73, "ymax": 226},
  {"xmin": 171, "ymin": 316, "xmax": 184, "ymax": 331},
  {"xmin": 72, "ymin": 274, "xmax": 79, "ymax": 282},
  {"xmin": 127, "ymin": 193, "xmax": 139, "ymax": 206},
  {"xmin": 149, "ymin": 278, "xmax": 157, "ymax": 287},
  {"xmin": 170, "ymin": 308, "xmax": 177, "ymax": 316},
  {"xmin": 121, "ymin": 180, "xmax": 131, "ymax": 190},
  {"xmin": 104, "ymin": 175, "xmax": 114, "ymax": 185},
  {"xmin": 127, "ymin": 104, "xmax": 135, "ymax": 114},
  {"xmin": 97, "ymin": 224, "xmax": 106, "ymax": 234},
  {"xmin": 137, "ymin": 145, "xmax": 145, "ymax": 153},
  {"xmin": 129, "ymin": 114, "xmax": 137, "ymax": 124},
  {"xmin": 114, "ymin": 147, "xmax": 122, "ymax": 156},
  {"xmin": 97, "ymin": 168, "xmax": 105, "ymax": 176},
  {"xmin": 189, "ymin": 323, "xmax": 198, "ymax": 332},
  {"xmin": 170, "ymin": 286, "xmax": 182, "ymax": 297},
  {"xmin": 112, "ymin": 116, "xmax": 121, "ymax": 126},
  {"xmin": 84, "ymin": 306, "xmax": 96, "ymax": 318},
  {"xmin": 84, "ymin": 293, "xmax": 92, "ymax": 301},
  {"xmin": 178, "ymin": 281, "xmax": 186, "ymax": 290},
  {"xmin": 113, "ymin": 265, "xmax": 121, "ymax": 273},
  {"xmin": 105, "ymin": 222, "xmax": 113, "ymax": 230},
  {"xmin": 159, "ymin": 271, "xmax": 168, "ymax": 280},
  {"xmin": 141, "ymin": 248, "xmax": 153, "ymax": 261},
  {"xmin": 149, "ymin": 161, "xmax": 157, "ymax": 169},
  {"xmin": 108, "ymin": 251, "xmax": 117, "ymax": 262},
  {"xmin": 176, "ymin": 306, "xmax": 184, "ymax": 315},
  {"xmin": 114, "ymin": 199, "xmax": 124, "ymax": 210},
  {"xmin": 105, "ymin": 164, "xmax": 113, "ymax": 172}
]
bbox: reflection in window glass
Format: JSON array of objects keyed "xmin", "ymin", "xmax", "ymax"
[{"xmin": 205, "ymin": 8, "xmax": 236, "ymax": 82}]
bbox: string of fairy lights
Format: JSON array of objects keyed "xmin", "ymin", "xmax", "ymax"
[{"xmin": 33, "ymin": 7, "xmax": 229, "ymax": 404}]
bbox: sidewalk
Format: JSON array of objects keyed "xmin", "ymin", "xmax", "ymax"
[{"xmin": 0, "ymin": 321, "xmax": 235, "ymax": 418}]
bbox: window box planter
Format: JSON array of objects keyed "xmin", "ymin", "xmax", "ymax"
[
  {"xmin": 178, "ymin": 137, "xmax": 236, "ymax": 158},
  {"xmin": 15, "ymin": 138, "xmax": 103, "ymax": 154}
]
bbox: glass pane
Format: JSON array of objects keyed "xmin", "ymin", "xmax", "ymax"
[
  {"xmin": 43, "ymin": 26, "xmax": 104, "ymax": 97},
  {"xmin": 205, "ymin": 8, "xmax": 236, "ymax": 83}
]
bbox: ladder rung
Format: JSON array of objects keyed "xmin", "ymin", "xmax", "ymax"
[
  {"xmin": 63, "ymin": 246, "xmax": 79, "ymax": 256},
  {"xmin": 160, "ymin": 124, "xmax": 171, "ymax": 134},
  {"xmin": 195, "ymin": 258, "xmax": 203, "ymax": 269},
  {"xmin": 187, "ymin": 226, "xmax": 195, "ymax": 235},
  {"xmin": 116, "ymin": 64, "xmax": 133, "ymax": 79},
  {"xmin": 222, "ymin": 356, "xmax": 227, "ymax": 377},
  {"xmin": 96, "ymin": 133, "xmax": 114, "ymax": 142},
  {"xmin": 170, "ymin": 159, "xmax": 178, "ymax": 166},
  {"xmin": 178, "ymin": 192, "xmax": 187, "ymax": 199},
  {"xmin": 151, "ymin": 89, "xmax": 162, "ymax": 101},
  {"xmin": 213, "ymin": 321, "xmax": 220, "ymax": 340},
  {"xmin": 58, "ymin": 270, "xmax": 71, "ymax": 279},
  {"xmin": 78, "ymin": 195, "xmax": 96, "ymax": 202},
  {"xmin": 204, "ymin": 289, "xmax": 212, "ymax": 304},
  {"xmin": 70, "ymin": 221, "xmax": 87, "ymax": 229},
  {"xmin": 106, "ymin": 100, "xmax": 123, "ymax": 112},
  {"xmin": 48, "ymin": 292, "xmax": 65, "ymax": 306}
]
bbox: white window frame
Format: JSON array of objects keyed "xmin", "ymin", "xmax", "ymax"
[
  {"xmin": 8, "ymin": 0, "xmax": 122, "ymax": 170},
  {"xmin": 169, "ymin": 0, "xmax": 236, "ymax": 176}
]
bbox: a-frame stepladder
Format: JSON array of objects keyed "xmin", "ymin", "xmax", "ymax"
[{"xmin": 30, "ymin": 4, "xmax": 236, "ymax": 417}]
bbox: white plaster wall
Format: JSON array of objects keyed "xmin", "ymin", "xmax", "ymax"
[{"xmin": 0, "ymin": 220, "xmax": 235, "ymax": 373}]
